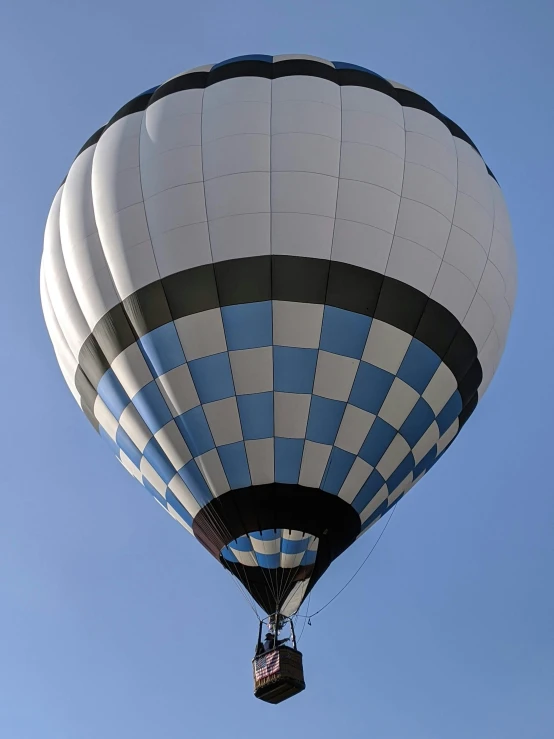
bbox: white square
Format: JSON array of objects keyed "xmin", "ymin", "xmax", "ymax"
[
  {"xmin": 175, "ymin": 308, "xmax": 227, "ymax": 361},
  {"xmin": 168, "ymin": 473, "xmax": 201, "ymax": 517},
  {"xmin": 376, "ymin": 434, "xmax": 411, "ymax": 480},
  {"xmin": 119, "ymin": 403, "xmax": 152, "ymax": 452},
  {"xmin": 196, "ymin": 449, "xmax": 230, "ymax": 496},
  {"xmin": 362, "ymin": 319, "xmax": 411, "ymax": 374},
  {"xmin": 229, "ymin": 346, "xmax": 273, "ymax": 395},
  {"xmin": 274, "ymin": 392, "xmax": 311, "ymax": 438},
  {"xmin": 437, "ymin": 419, "xmax": 459, "ymax": 454},
  {"xmin": 338, "ymin": 457, "xmax": 373, "ymax": 504},
  {"xmin": 93, "ymin": 396, "xmax": 118, "ymax": 441},
  {"xmin": 335, "ymin": 404, "xmax": 375, "ymax": 455},
  {"xmin": 379, "ymin": 378, "xmax": 419, "ymax": 430},
  {"xmin": 140, "ymin": 457, "xmax": 167, "ymax": 496},
  {"xmin": 273, "ymin": 300, "xmax": 323, "ymax": 349},
  {"xmin": 156, "ymin": 364, "xmax": 200, "ymax": 417},
  {"xmin": 119, "ymin": 451, "xmax": 142, "ymax": 481},
  {"xmin": 245, "ymin": 438, "xmax": 274, "ymax": 485},
  {"xmin": 313, "ymin": 351, "xmax": 359, "ymax": 402},
  {"xmin": 411, "ymin": 420, "xmax": 440, "ymax": 465},
  {"xmin": 359, "ymin": 483, "xmax": 388, "ymax": 524},
  {"xmin": 203, "ymin": 397, "xmax": 243, "ymax": 446},
  {"xmin": 336, "ymin": 179, "xmax": 400, "ymax": 235},
  {"xmin": 388, "ymin": 471, "xmax": 413, "ymax": 504},
  {"xmin": 298, "ymin": 440, "xmax": 331, "ymax": 489},
  {"xmin": 422, "ymin": 363, "xmax": 458, "ymax": 415},
  {"xmin": 154, "ymin": 420, "xmax": 192, "ymax": 471}
]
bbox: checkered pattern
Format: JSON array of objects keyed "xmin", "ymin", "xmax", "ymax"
[
  {"xmin": 93, "ymin": 301, "xmax": 460, "ymax": 538},
  {"xmin": 221, "ymin": 529, "xmax": 318, "ymax": 569},
  {"xmin": 41, "ymin": 53, "xmax": 516, "ymax": 613}
]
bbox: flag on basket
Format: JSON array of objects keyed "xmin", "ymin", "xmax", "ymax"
[{"xmin": 255, "ymin": 650, "xmax": 280, "ymax": 680}]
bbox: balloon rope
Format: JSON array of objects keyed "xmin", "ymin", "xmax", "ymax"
[{"xmin": 297, "ymin": 505, "xmax": 398, "ymax": 621}]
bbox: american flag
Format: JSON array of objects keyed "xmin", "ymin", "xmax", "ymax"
[{"xmin": 254, "ymin": 650, "xmax": 280, "ymax": 680}]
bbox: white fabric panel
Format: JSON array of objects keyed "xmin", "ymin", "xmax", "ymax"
[
  {"xmin": 154, "ymin": 421, "xmax": 192, "ymax": 471},
  {"xmin": 111, "ymin": 343, "xmax": 154, "ymax": 399},
  {"xmin": 271, "ymin": 212, "xmax": 335, "ymax": 259},
  {"xmin": 272, "ymin": 171, "xmax": 338, "ymax": 218},
  {"xmin": 389, "ymin": 471, "xmax": 413, "ymax": 504},
  {"xmin": 422, "ymin": 363, "xmax": 458, "ymax": 415},
  {"xmin": 209, "ymin": 213, "xmax": 271, "ymax": 262},
  {"xmin": 385, "ymin": 235, "xmax": 441, "ymax": 295},
  {"xmin": 271, "ymin": 100, "xmax": 341, "ymax": 139},
  {"xmin": 443, "ymin": 226, "xmax": 488, "ymax": 288},
  {"xmin": 271, "ymin": 133, "xmax": 340, "ymax": 176},
  {"xmin": 196, "ymin": 449, "xmax": 230, "ymax": 496},
  {"xmin": 168, "ymin": 473, "xmax": 201, "ymax": 518},
  {"xmin": 119, "ymin": 404, "xmax": 152, "ymax": 452},
  {"xmin": 489, "ymin": 229, "xmax": 516, "ymax": 303},
  {"xmin": 431, "ymin": 261, "xmax": 477, "ymax": 322},
  {"xmin": 394, "ymin": 198, "xmax": 452, "ymax": 258},
  {"xmin": 378, "ymin": 378, "xmax": 419, "ymax": 429},
  {"xmin": 331, "ymin": 218, "xmax": 393, "ymax": 274},
  {"xmin": 203, "ymin": 397, "xmax": 243, "ymax": 446},
  {"xmin": 245, "ymin": 439, "xmax": 274, "ymax": 485},
  {"xmin": 494, "ymin": 298, "xmax": 512, "ymax": 354},
  {"xmin": 362, "ymin": 320, "xmax": 412, "ymax": 374},
  {"xmin": 376, "ymin": 434, "xmax": 411, "ymax": 479},
  {"xmin": 204, "ymin": 172, "xmax": 269, "ymax": 220},
  {"xmin": 60, "ymin": 147, "xmax": 120, "ymax": 328},
  {"xmin": 175, "ymin": 309, "xmax": 227, "ymax": 361},
  {"xmin": 359, "ymin": 483, "xmax": 388, "ymax": 524},
  {"xmin": 272, "ymin": 75, "xmax": 340, "ymax": 106},
  {"xmin": 463, "ymin": 291, "xmax": 495, "ymax": 353},
  {"xmin": 273, "ymin": 301, "xmax": 323, "ymax": 349},
  {"xmin": 455, "ymin": 139, "xmax": 494, "ymax": 217},
  {"xmin": 411, "ymin": 421, "xmax": 440, "ymax": 465},
  {"xmin": 142, "ymin": 90, "xmax": 203, "ymax": 154},
  {"xmin": 156, "ymin": 364, "xmax": 200, "ymax": 416},
  {"xmin": 251, "ymin": 536, "xmax": 280, "ymax": 555},
  {"xmin": 436, "ymin": 419, "xmax": 459, "ymax": 455},
  {"xmin": 299, "ymin": 440, "xmax": 332, "ymax": 488},
  {"xmin": 140, "ymin": 458, "xmax": 167, "ymax": 496},
  {"xmin": 201, "ymin": 100, "xmax": 270, "ymax": 144},
  {"xmin": 119, "ymin": 452, "xmax": 143, "ymax": 482},
  {"xmin": 313, "ymin": 351, "xmax": 359, "ymax": 401},
  {"xmin": 401, "ymin": 162, "xmax": 457, "ymax": 220},
  {"xmin": 145, "ymin": 182, "xmax": 207, "ymax": 235},
  {"xmin": 341, "ymin": 86, "xmax": 404, "ymax": 128},
  {"xmin": 341, "ymin": 109, "xmax": 405, "ymax": 158},
  {"xmin": 478, "ymin": 328, "xmax": 501, "ymax": 397},
  {"xmin": 338, "ymin": 457, "xmax": 373, "ymax": 504},
  {"xmin": 335, "ymin": 405, "xmax": 376, "ymax": 455},
  {"xmin": 404, "ymin": 131, "xmax": 457, "ymax": 185},
  {"xmin": 281, "ymin": 580, "xmax": 310, "ymax": 617},
  {"xmin": 478, "ymin": 260, "xmax": 506, "ymax": 319},
  {"xmin": 140, "ymin": 145, "xmax": 203, "ymax": 198},
  {"xmin": 91, "ymin": 114, "xmax": 159, "ymax": 299},
  {"xmin": 39, "ymin": 267, "xmax": 80, "ymax": 404},
  {"xmin": 403, "ymin": 108, "xmax": 453, "ymax": 150},
  {"xmin": 490, "ymin": 178, "xmax": 514, "ymax": 244},
  {"xmin": 340, "ymin": 141, "xmax": 404, "ymax": 195},
  {"xmin": 94, "ymin": 396, "xmax": 119, "ymax": 441},
  {"xmin": 203, "ymin": 133, "xmax": 270, "ymax": 180},
  {"xmin": 453, "ymin": 191, "xmax": 494, "ymax": 255},
  {"xmin": 274, "ymin": 392, "xmax": 311, "ymax": 438},
  {"xmin": 43, "ymin": 188, "xmax": 92, "ymax": 359},
  {"xmin": 229, "ymin": 347, "xmax": 273, "ymax": 395},
  {"xmin": 166, "ymin": 505, "xmax": 193, "ymax": 535},
  {"xmin": 336, "ymin": 179, "xmax": 400, "ymax": 235},
  {"xmin": 204, "ymin": 76, "xmax": 271, "ymax": 109}
]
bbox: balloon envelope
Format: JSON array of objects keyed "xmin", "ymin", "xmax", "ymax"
[{"xmin": 41, "ymin": 54, "xmax": 517, "ymax": 615}]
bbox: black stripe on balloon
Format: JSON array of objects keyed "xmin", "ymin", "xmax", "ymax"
[
  {"xmin": 76, "ymin": 255, "xmax": 482, "ymax": 423},
  {"xmin": 194, "ymin": 482, "xmax": 361, "ymax": 614},
  {"xmin": 67, "ymin": 57, "xmax": 495, "ymax": 180}
]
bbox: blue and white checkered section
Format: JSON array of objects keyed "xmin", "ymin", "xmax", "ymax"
[
  {"xmin": 94, "ymin": 300, "xmax": 461, "ymax": 543},
  {"xmin": 221, "ymin": 529, "xmax": 318, "ymax": 569}
]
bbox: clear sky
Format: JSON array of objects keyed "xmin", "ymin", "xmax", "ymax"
[{"xmin": 1, "ymin": 1, "xmax": 553, "ymax": 736}]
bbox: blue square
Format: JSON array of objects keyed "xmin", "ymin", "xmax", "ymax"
[
  {"xmin": 221, "ymin": 301, "xmax": 272, "ymax": 350},
  {"xmin": 436, "ymin": 391, "xmax": 463, "ymax": 434},
  {"xmin": 301, "ymin": 549, "xmax": 317, "ymax": 566},
  {"xmin": 281, "ymin": 537, "xmax": 309, "ymax": 555},
  {"xmin": 306, "ymin": 396, "xmax": 346, "ymax": 445},
  {"xmin": 400, "ymin": 398, "xmax": 435, "ymax": 447},
  {"xmin": 237, "ymin": 392, "xmax": 273, "ymax": 440},
  {"xmin": 222, "ymin": 547, "xmax": 239, "ymax": 563},
  {"xmin": 97, "ymin": 369, "xmax": 130, "ymax": 420},
  {"xmin": 321, "ymin": 447, "xmax": 356, "ymax": 494},
  {"xmin": 143, "ymin": 478, "xmax": 168, "ymax": 509},
  {"xmin": 360, "ymin": 499, "xmax": 389, "ymax": 532},
  {"xmin": 218, "ymin": 442, "xmax": 252, "ymax": 489},
  {"xmin": 413, "ymin": 445, "xmax": 437, "ymax": 479},
  {"xmin": 274, "ymin": 346, "xmax": 318, "ymax": 393},
  {"xmin": 358, "ymin": 417, "xmax": 396, "ymax": 467},
  {"xmin": 175, "ymin": 406, "xmax": 214, "ymax": 457},
  {"xmin": 274, "ymin": 437, "xmax": 304, "ymax": 484},
  {"xmin": 349, "ymin": 362, "xmax": 395, "ymax": 414},
  {"xmin": 250, "ymin": 530, "xmax": 281, "ymax": 542},
  {"xmin": 143, "ymin": 438, "xmax": 175, "ymax": 484},
  {"xmin": 230, "ymin": 535, "xmax": 252, "ymax": 552},
  {"xmin": 352, "ymin": 470, "xmax": 386, "ymax": 514},
  {"xmin": 397, "ymin": 339, "xmax": 441, "ymax": 394},
  {"xmin": 100, "ymin": 426, "xmax": 120, "ymax": 456},
  {"xmin": 133, "ymin": 380, "xmax": 172, "ymax": 434},
  {"xmin": 256, "ymin": 552, "xmax": 281, "ymax": 569},
  {"xmin": 188, "ymin": 352, "xmax": 235, "ymax": 403},
  {"xmin": 165, "ymin": 490, "xmax": 193, "ymax": 526},
  {"xmin": 115, "ymin": 426, "xmax": 142, "ymax": 468},
  {"xmin": 139, "ymin": 322, "xmax": 186, "ymax": 378},
  {"xmin": 177, "ymin": 460, "xmax": 213, "ymax": 507},
  {"xmin": 319, "ymin": 306, "xmax": 372, "ymax": 359},
  {"xmin": 387, "ymin": 452, "xmax": 415, "ymax": 492}
]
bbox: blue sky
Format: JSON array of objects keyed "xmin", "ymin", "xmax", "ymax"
[{"xmin": 1, "ymin": 0, "xmax": 553, "ymax": 736}]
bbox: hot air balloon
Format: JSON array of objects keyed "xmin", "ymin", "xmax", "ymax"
[{"xmin": 40, "ymin": 54, "xmax": 517, "ymax": 703}]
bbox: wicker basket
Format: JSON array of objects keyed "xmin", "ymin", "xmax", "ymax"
[{"xmin": 253, "ymin": 647, "xmax": 306, "ymax": 704}]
